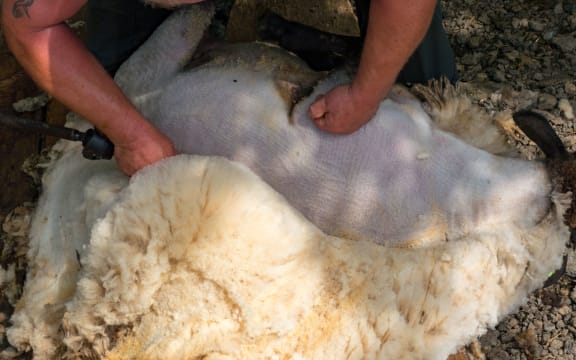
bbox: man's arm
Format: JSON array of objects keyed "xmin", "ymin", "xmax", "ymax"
[
  {"xmin": 2, "ymin": 0, "xmax": 176, "ymax": 175},
  {"xmin": 309, "ymin": 0, "xmax": 437, "ymax": 134}
]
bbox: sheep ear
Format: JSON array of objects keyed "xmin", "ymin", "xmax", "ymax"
[{"xmin": 512, "ymin": 110, "xmax": 569, "ymax": 159}]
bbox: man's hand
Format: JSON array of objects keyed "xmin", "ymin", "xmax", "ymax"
[
  {"xmin": 309, "ymin": 0, "xmax": 438, "ymax": 135},
  {"xmin": 113, "ymin": 128, "xmax": 176, "ymax": 176},
  {"xmin": 308, "ymin": 84, "xmax": 379, "ymax": 134}
]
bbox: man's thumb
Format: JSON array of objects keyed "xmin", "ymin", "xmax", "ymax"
[{"xmin": 308, "ymin": 95, "xmax": 326, "ymax": 119}]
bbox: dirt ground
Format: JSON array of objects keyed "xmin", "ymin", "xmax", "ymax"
[
  {"xmin": 0, "ymin": 0, "xmax": 575, "ymax": 359},
  {"xmin": 441, "ymin": 1, "xmax": 576, "ymax": 359},
  {"xmin": 0, "ymin": 45, "xmax": 41, "ymax": 222}
]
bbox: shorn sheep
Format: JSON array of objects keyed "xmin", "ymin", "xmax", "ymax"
[{"xmin": 5, "ymin": 3, "xmax": 575, "ymax": 359}]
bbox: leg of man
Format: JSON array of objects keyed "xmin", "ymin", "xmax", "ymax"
[
  {"xmin": 354, "ymin": 0, "xmax": 457, "ymax": 84},
  {"xmin": 85, "ymin": 0, "xmax": 172, "ymax": 74}
]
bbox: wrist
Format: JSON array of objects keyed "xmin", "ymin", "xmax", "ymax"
[
  {"xmin": 349, "ymin": 79, "xmax": 390, "ymax": 112},
  {"xmin": 101, "ymin": 109, "xmax": 161, "ymax": 148}
]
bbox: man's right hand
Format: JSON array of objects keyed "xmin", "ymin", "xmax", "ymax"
[
  {"xmin": 2, "ymin": 0, "xmax": 179, "ymax": 177},
  {"xmin": 113, "ymin": 128, "xmax": 177, "ymax": 176}
]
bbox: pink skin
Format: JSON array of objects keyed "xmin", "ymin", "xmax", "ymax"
[
  {"xmin": 0, "ymin": 0, "xmax": 211, "ymax": 175},
  {"xmin": 309, "ymin": 0, "xmax": 437, "ymax": 134}
]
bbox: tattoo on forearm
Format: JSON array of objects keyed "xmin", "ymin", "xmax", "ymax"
[{"xmin": 12, "ymin": 0, "xmax": 34, "ymax": 18}]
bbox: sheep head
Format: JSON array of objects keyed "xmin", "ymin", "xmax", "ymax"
[{"xmin": 510, "ymin": 110, "xmax": 576, "ymax": 230}]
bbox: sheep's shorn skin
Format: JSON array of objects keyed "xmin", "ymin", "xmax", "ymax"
[
  {"xmin": 114, "ymin": 4, "xmax": 556, "ymax": 247},
  {"xmin": 6, "ymin": 4, "xmax": 572, "ymax": 359}
]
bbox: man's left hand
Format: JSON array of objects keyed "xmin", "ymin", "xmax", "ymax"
[{"xmin": 308, "ymin": 84, "xmax": 378, "ymax": 135}]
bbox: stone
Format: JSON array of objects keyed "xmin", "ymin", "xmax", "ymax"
[
  {"xmin": 565, "ymin": 81, "xmax": 576, "ymax": 96},
  {"xmin": 469, "ymin": 36, "xmax": 481, "ymax": 48},
  {"xmin": 554, "ymin": 2, "xmax": 564, "ymax": 15},
  {"xmin": 567, "ymin": 248, "xmax": 576, "ymax": 278},
  {"xmin": 552, "ymin": 34, "xmax": 576, "ymax": 53},
  {"xmin": 549, "ymin": 339, "xmax": 564, "ymax": 350},
  {"xmin": 537, "ymin": 93, "xmax": 558, "ymax": 110},
  {"xmin": 490, "ymin": 69, "xmax": 507, "ymax": 82},
  {"xmin": 529, "ymin": 20, "xmax": 545, "ymax": 31},
  {"xmin": 461, "ymin": 53, "xmax": 477, "ymax": 66},
  {"xmin": 0, "ymin": 347, "xmax": 20, "ymax": 359},
  {"xmin": 225, "ymin": 0, "xmax": 360, "ymax": 42},
  {"xmin": 558, "ymin": 98, "xmax": 574, "ymax": 120}
]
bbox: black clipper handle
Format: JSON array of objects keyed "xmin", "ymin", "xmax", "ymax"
[{"xmin": 82, "ymin": 129, "xmax": 115, "ymax": 160}]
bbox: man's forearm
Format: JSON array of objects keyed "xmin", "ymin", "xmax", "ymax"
[
  {"xmin": 353, "ymin": 0, "xmax": 437, "ymax": 104},
  {"xmin": 2, "ymin": 5, "xmax": 156, "ymax": 146}
]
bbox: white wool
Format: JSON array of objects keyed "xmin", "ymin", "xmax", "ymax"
[
  {"xmin": 411, "ymin": 79, "xmax": 518, "ymax": 157},
  {"xmin": 7, "ymin": 139, "xmax": 127, "ymax": 359},
  {"xmin": 7, "ymin": 148, "xmax": 569, "ymax": 359},
  {"xmin": 55, "ymin": 155, "xmax": 567, "ymax": 359}
]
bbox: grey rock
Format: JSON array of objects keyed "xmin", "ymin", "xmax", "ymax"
[
  {"xmin": 529, "ymin": 20, "xmax": 546, "ymax": 31},
  {"xmin": 469, "ymin": 36, "xmax": 482, "ymax": 48},
  {"xmin": 550, "ymin": 339, "xmax": 564, "ymax": 349},
  {"xmin": 544, "ymin": 321, "xmax": 557, "ymax": 332},
  {"xmin": 537, "ymin": 93, "xmax": 558, "ymax": 110},
  {"xmin": 543, "ymin": 29, "xmax": 557, "ymax": 41},
  {"xmin": 565, "ymin": 81, "xmax": 576, "ymax": 96},
  {"xmin": 552, "ymin": 33, "xmax": 576, "ymax": 53},
  {"xmin": 558, "ymin": 305, "xmax": 572, "ymax": 316},
  {"xmin": 554, "ymin": 2, "xmax": 564, "ymax": 15},
  {"xmin": 491, "ymin": 69, "xmax": 507, "ymax": 82},
  {"xmin": 461, "ymin": 53, "xmax": 477, "ymax": 65},
  {"xmin": 534, "ymin": 72, "xmax": 544, "ymax": 81}
]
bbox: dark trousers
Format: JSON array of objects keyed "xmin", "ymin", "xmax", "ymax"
[
  {"xmin": 86, "ymin": 0, "xmax": 171, "ymax": 74},
  {"xmin": 354, "ymin": 0, "xmax": 457, "ymax": 84},
  {"xmin": 86, "ymin": 0, "xmax": 456, "ymax": 83}
]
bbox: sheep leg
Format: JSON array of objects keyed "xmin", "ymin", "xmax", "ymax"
[
  {"xmin": 113, "ymin": 3, "xmax": 215, "ymax": 97},
  {"xmin": 257, "ymin": 10, "xmax": 361, "ymax": 71}
]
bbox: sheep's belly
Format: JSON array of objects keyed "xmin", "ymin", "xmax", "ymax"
[{"xmin": 140, "ymin": 70, "xmax": 551, "ymax": 245}]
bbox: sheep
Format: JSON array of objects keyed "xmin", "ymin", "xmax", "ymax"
[{"xmin": 6, "ymin": 4, "xmax": 574, "ymax": 359}]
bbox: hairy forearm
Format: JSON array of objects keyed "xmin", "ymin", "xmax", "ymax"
[
  {"xmin": 1, "ymin": 2, "xmax": 156, "ymax": 146},
  {"xmin": 353, "ymin": 0, "xmax": 437, "ymax": 105}
]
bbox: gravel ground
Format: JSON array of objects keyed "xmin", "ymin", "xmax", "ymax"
[
  {"xmin": 441, "ymin": 1, "xmax": 576, "ymax": 359},
  {"xmin": 0, "ymin": 1, "xmax": 575, "ymax": 359}
]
